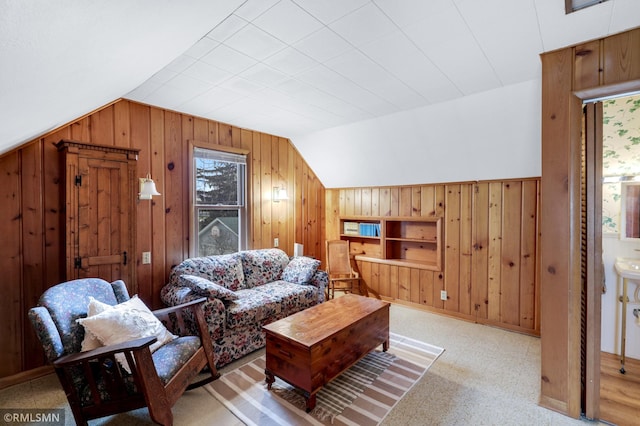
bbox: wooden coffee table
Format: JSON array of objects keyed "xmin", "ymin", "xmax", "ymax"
[{"xmin": 263, "ymin": 294, "xmax": 390, "ymax": 412}]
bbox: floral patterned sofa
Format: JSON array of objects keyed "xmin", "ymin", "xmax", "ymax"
[{"xmin": 160, "ymin": 248, "xmax": 327, "ymax": 368}]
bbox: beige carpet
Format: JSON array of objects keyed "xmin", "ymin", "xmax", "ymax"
[
  {"xmin": 205, "ymin": 332, "xmax": 444, "ymax": 426},
  {"xmin": 2, "ymin": 303, "xmax": 599, "ymax": 425}
]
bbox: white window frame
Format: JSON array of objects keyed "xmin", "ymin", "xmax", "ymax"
[{"xmin": 189, "ymin": 143, "xmax": 249, "ymax": 257}]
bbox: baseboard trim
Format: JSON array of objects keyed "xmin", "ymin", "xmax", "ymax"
[{"xmin": 0, "ymin": 366, "xmax": 53, "ymax": 390}]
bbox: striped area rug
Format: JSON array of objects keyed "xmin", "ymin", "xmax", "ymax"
[{"xmin": 205, "ymin": 332, "xmax": 444, "ymax": 425}]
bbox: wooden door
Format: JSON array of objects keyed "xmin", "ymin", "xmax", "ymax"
[
  {"xmin": 76, "ymin": 156, "xmax": 132, "ymax": 282},
  {"xmin": 57, "ymin": 140, "xmax": 138, "ymax": 293}
]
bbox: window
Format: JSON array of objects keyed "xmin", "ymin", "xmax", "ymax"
[
  {"xmin": 565, "ymin": 0, "xmax": 608, "ymax": 13},
  {"xmin": 192, "ymin": 147, "xmax": 247, "ymax": 256}
]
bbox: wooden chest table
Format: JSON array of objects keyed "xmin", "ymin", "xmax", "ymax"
[{"xmin": 263, "ymin": 294, "xmax": 390, "ymax": 411}]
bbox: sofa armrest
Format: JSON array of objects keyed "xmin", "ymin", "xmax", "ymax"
[
  {"xmin": 160, "ymin": 284, "xmax": 227, "ymax": 341},
  {"xmin": 153, "ymin": 297, "xmax": 207, "ymax": 336},
  {"xmin": 310, "ymin": 269, "xmax": 328, "ymax": 303},
  {"xmin": 153, "ymin": 297, "xmax": 207, "ymax": 317}
]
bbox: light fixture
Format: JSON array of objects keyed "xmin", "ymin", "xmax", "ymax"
[
  {"xmin": 273, "ymin": 186, "xmax": 289, "ymax": 202},
  {"xmin": 139, "ymin": 174, "xmax": 161, "ymax": 200}
]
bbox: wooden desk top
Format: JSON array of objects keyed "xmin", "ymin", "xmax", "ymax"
[{"xmin": 262, "ymin": 294, "xmax": 389, "ymax": 348}]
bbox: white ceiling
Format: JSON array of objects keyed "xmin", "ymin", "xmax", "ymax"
[
  {"xmin": 0, "ymin": 0, "xmax": 245, "ymax": 154},
  {"xmin": 125, "ymin": 0, "xmax": 640, "ymax": 140},
  {"xmin": 2, "ymin": 0, "xmax": 640, "ymax": 182}
]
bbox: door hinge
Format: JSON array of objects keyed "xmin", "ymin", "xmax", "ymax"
[
  {"xmin": 74, "ymin": 257, "xmax": 82, "ymax": 269},
  {"xmin": 75, "ymin": 175, "xmax": 82, "ymax": 186}
]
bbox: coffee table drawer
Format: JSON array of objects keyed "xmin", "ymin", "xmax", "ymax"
[{"xmin": 265, "ymin": 335, "xmax": 313, "ymax": 391}]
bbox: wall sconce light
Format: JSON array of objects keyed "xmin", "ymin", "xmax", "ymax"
[
  {"xmin": 273, "ymin": 186, "xmax": 289, "ymax": 202},
  {"xmin": 139, "ymin": 174, "xmax": 161, "ymax": 200}
]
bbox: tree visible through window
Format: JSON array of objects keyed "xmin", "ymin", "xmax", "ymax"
[{"xmin": 193, "ymin": 147, "xmax": 247, "ymax": 256}]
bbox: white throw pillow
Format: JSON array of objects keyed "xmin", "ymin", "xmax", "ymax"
[
  {"xmin": 77, "ymin": 295, "xmax": 176, "ymax": 373},
  {"xmin": 80, "ymin": 297, "xmax": 113, "ymax": 351}
]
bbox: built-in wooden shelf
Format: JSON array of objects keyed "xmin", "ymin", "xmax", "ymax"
[
  {"xmin": 339, "ymin": 216, "xmax": 442, "ymax": 271},
  {"xmin": 353, "ymin": 255, "xmax": 440, "ymax": 271},
  {"xmin": 339, "ymin": 234, "xmax": 380, "ymax": 240}
]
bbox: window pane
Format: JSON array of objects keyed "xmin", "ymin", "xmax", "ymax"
[
  {"xmin": 192, "ymin": 146, "xmax": 247, "ymax": 256},
  {"xmin": 197, "ymin": 209, "xmax": 239, "ymax": 256},
  {"xmin": 195, "ymin": 158, "xmax": 244, "ymax": 206},
  {"xmin": 567, "ymin": 0, "xmax": 607, "ymax": 13}
]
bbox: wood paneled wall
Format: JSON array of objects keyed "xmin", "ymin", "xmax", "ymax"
[
  {"xmin": 0, "ymin": 99, "xmax": 325, "ymax": 383},
  {"xmin": 540, "ymin": 27, "xmax": 640, "ymax": 418},
  {"xmin": 326, "ymin": 178, "xmax": 540, "ymax": 335}
]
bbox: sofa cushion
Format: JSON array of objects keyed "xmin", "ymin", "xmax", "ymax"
[
  {"xmin": 170, "ymin": 253, "xmax": 245, "ymax": 291},
  {"xmin": 251, "ymin": 281, "xmax": 320, "ymax": 316},
  {"xmin": 239, "ymin": 249, "xmax": 289, "ymax": 288},
  {"xmin": 226, "ymin": 290, "xmax": 281, "ymax": 329},
  {"xmin": 282, "ymin": 256, "xmax": 321, "ymax": 284},
  {"xmin": 178, "ymin": 274, "xmax": 239, "ymax": 302}
]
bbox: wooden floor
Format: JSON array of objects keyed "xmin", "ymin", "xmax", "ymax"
[{"xmin": 600, "ymin": 352, "xmax": 640, "ymax": 425}]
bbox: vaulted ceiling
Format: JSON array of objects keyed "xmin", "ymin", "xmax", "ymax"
[
  {"xmin": 2, "ymin": 0, "xmax": 640, "ymax": 185},
  {"xmin": 126, "ymin": 0, "xmax": 639, "ymax": 140}
]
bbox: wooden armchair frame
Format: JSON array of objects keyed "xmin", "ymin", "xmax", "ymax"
[{"xmin": 30, "ymin": 281, "xmax": 219, "ymax": 426}]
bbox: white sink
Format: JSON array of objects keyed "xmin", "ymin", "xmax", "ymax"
[{"xmin": 615, "ymin": 258, "xmax": 640, "ymax": 280}]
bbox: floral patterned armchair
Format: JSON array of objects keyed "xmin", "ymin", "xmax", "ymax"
[{"xmin": 28, "ymin": 278, "xmax": 218, "ymax": 426}]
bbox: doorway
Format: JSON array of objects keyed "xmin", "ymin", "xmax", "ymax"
[{"xmin": 596, "ymin": 93, "xmax": 640, "ymax": 424}]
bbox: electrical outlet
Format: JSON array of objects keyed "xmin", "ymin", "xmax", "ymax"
[
  {"xmin": 274, "ymin": 238, "xmax": 279, "ymax": 247},
  {"xmin": 142, "ymin": 251, "xmax": 151, "ymax": 264},
  {"xmin": 440, "ymin": 290, "xmax": 447, "ymax": 301}
]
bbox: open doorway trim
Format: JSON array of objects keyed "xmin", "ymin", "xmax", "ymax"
[
  {"xmin": 540, "ymin": 26, "xmax": 640, "ymax": 420},
  {"xmin": 582, "ymin": 102, "xmax": 603, "ymax": 420}
]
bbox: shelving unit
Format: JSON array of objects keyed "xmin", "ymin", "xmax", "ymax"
[
  {"xmin": 339, "ymin": 216, "xmax": 442, "ymax": 271},
  {"xmin": 339, "ymin": 217, "xmax": 383, "ymax": 259}
]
